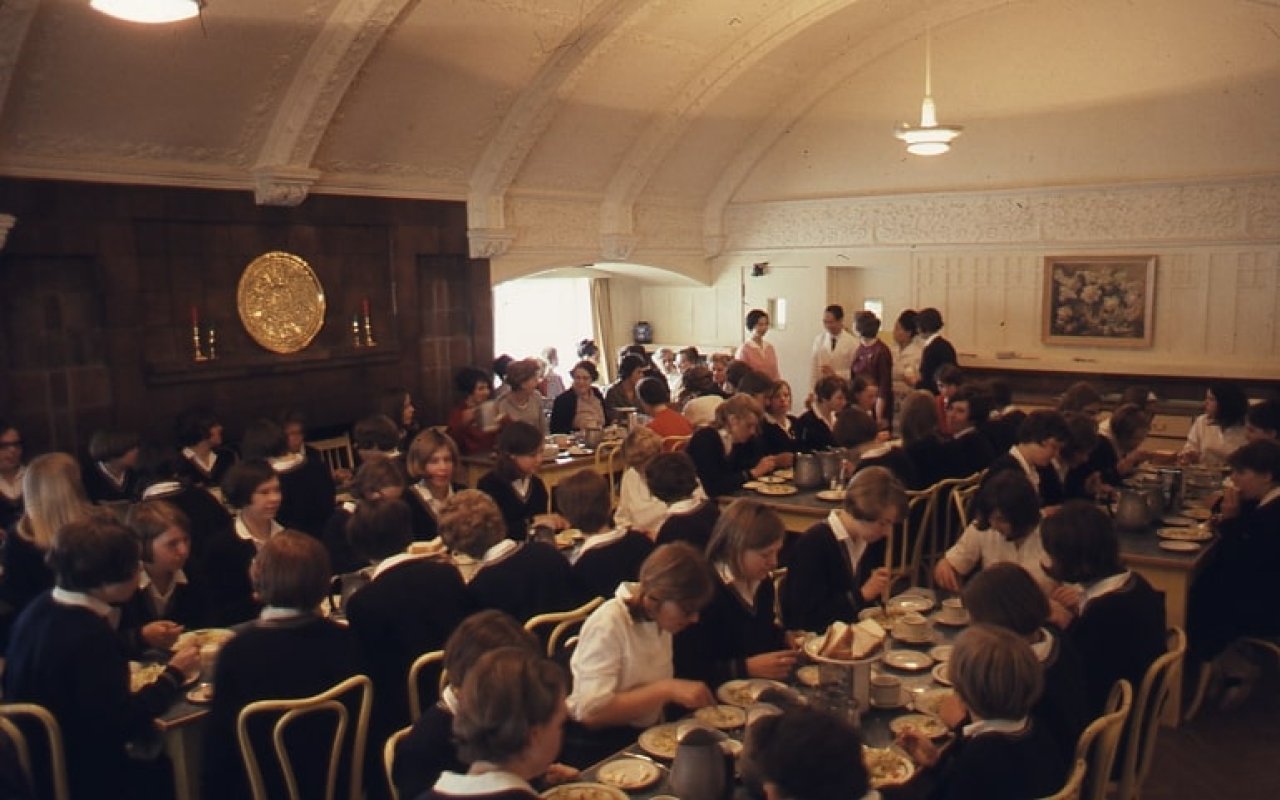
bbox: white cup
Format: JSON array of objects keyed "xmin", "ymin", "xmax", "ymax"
[
  {"xmin": 870, "ymin": 674, "xmax": 902, "ymax": 706},
  {"xmin": 897, "ymin": 612, "xmax": 929, "ymax": 638},
  {"xmin": 939, "ymin": 598, "xmax": 966, "ymax": 623}
]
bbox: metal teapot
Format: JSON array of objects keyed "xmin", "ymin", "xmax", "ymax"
[
  {"xmin": 670, "ymin": 726, "xmax": 733, "ymax": 800},
  {"xmin": 1113, "ymin": 489, "xmax": 1156, "ymax": 530},
  {"xmin": 793, "ymin": 453, "xmax": 824, "ymax": 490},
  {"xmin": 817, "ymin": 450, "xmax": 845, "ymax": 486}
]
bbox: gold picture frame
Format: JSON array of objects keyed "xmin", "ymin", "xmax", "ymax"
[
  {"xmin": 1041, "ymin": 256, "xmax": 1156, "ymax": 348},
  {"xmin": 237, "ymin": 251, "xmax": 327, "ymax": 354}
]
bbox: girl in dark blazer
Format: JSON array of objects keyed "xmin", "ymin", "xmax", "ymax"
[
  {"xmin": 686, "ymin": 395, "xmax": 778, "ymax": 497},
  {"xmin": 119, "ymin": 499, "xmax": 208, "ymax": 656},
  {"xmin": 561, "ymin": 469, "xmax": 654, "ymax": 599},
  {"xmin": 174, "ymin": 407, "xmax": 236, "ymax": 489},
  {"xmin": 81, "ymin": 429, "xmax": 141, "ymax": 504},
  {"xmin": 405, "ymin": 428, "xmax": 469, "ymax": 542},
  {"xmin": 476, "ymin": 422, "xmax": 557, "ymax": 541},
  {"xmin": 321, "ymin": 457, "xmax": 409, "ymax": 575},
  {"xmin": 792, "ymin": 375, "xmax": 848, "ymax": 453}
]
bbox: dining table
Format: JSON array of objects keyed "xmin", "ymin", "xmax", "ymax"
[
  {"xmin": 155, "ymin": 692, "xmax": 210, "ymax": 800},
  {"xmin": 460, "ymin": 440, "xmax": 625, "ymax": 494}
]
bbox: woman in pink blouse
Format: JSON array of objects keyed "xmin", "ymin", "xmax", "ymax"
[{"xmin": 735, "ymin": 309, "xmax": 780, "ymax": 380}]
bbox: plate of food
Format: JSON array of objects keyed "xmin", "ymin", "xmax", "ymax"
[
  {"xmin": 694, "ymin": 704, "xmax": 747, "ymax": 729},
  {"xmin": 186, "ymin": 683, "xmax": 215, "ymax": 704},
  {"xmin": 773, "ymin": 468, "xmax": 795, "ymax": 480},
  {"xmin": 129, "ymin": 662, "xmax": 169, "ymax": 693},
  {"xmin": 887, "ymin": 593, "xmax": 935, "ymax": 614},
  {"xmin": 757, "ymin": 475, "xmax": 788, "ymax": 485},
  {"xmin": 717, "ymin": 678, "xmax": 786, "ymax": 707},
  {"xmin": 1159, "ymin": 540, "xmax": 1202, "ymax": 553},
  {"xmin": 594, "ymin": 757, "xmax": 663, "ymax": 791},
  {"xmin": 755, "ymin": 484, "xmax": 798, "ymax": 496},
  {"xmin": 804, "ymin": 619, "xmax": 887, "ymax": 664},
  {"xmin": 1161, "ymin": 515, "xmax": 1196, "ymax": 527},
  {"xmin": 1158, "ymin": 526, "xmax": 1212, "ymax": 542},
  {"xmin": 742, "ymin": 481, "xmax": 765, "ymax": 490},
  {"xmin": 815, "ymin": 489, "xmax": 845, "ymax": 501},
  {"xmin": 882, "ymin": 649, "xmax": 934, "ymax": 672},
  {"xmin": 931, "ymin": 662, "xmax": 953, "ymax": 686},
  {"xmin": 863, "ymin": 746, "xmax": 915, "ymax": 788},
  {"xmin": 541, "ymin": 782, "xmax": 629, "ymax": 800},
  {"xmin": 637, "ymin": 723, "xmax": 681, "ymax": 759},
  {"xmin": 1182, "ymin": 506, "xmax": 1213, "ymax": 521},
  {"xmin": 889, "ymin": 713, "xmax": 950, "ymax": 739},
  {"xmin": 174, "ymin": 628, "xmax": 236, "ymax": 652},
  {"xmin": 911, "ymin": 688, "xmax": 955, "ymax": 717}
]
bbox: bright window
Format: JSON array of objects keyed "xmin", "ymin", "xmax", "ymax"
[{"xmin": 492, "ymin": 277, "xmax": 594, "ymax": 371}]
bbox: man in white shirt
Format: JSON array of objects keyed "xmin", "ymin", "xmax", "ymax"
[{"xmin": 810, "ymin": 304, "xmax": 858, "ymax": 390}]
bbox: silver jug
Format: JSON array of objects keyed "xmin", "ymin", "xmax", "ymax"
[
  {"xmin": 1113, "ymin": 490, "xmax": 1155, "ymax": 530},
  {"xmin": 793, "ymin": 453, "xmax": 824, "ymax": 489},
  {"xmin": 818, "ymin": 450, "xmax": 844, "ymax": 486},
  {"xmin": 670, "ymin": 726, "xmax": 732, "ymax": 800}
]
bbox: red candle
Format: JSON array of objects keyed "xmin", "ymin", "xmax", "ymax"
[
  {"xmin": 361, "ymin": 297, "xmax": 370, "ymax": 319},
  {"xmin": 191, "ymin": 305, "xmax": 199, "ymax": 327}
]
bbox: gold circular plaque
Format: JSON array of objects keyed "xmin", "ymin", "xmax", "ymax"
[{"xmin": 236, "ymin": 251, "xmax": 326, "ymax": 354}]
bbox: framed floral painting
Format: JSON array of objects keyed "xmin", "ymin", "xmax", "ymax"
[{"xmin": 1041, "ymin": 256, "xmax": 1157, "ymax": 347}]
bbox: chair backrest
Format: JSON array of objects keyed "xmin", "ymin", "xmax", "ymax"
[
  {"xmin": 1039, "ymin": 759, "xmax": 1087, "ymax": 800},
  {"xmin": 661, "ymin": 434, "xmax": 692, "ymax": 452},
  {"xmin": 308, "ymin": 434, "xmax": 355, "ymax": 476},
  {"xmin": 524, "ymin": 596, "xmax": 605, "ymax": 658},
  {"xmin": 770, "ymin": 567, "xmax": 788, "ymax": 628},
  {"xmin": 949, "ymin": 470, "xmax": 985, "ymax": 534},
  {"xmin": 1115, "ymin": 627, "xmax": 1186, "ymax": 800},
  {"xmin": 406, "ymin": 650, "xmax": 446, "ymax": 724},
  {"xmin": 0, "ymin": 703, "xmax": 69, "ymax": 800},
  {"xmin": 1073, "ymin": 679, "xmax": 1133, "ymax": 800},
  {"xmin": 383, "ymin": 726, "xmax": 412, "ymax": 800},
  {"xmin": 236, "ymin": 674, "xmax": 373, "ymax": 800},
  {"xmin": 896, "ymin": 488, "xmax": 934, "ymax": 582},
  {"xmin": 595, "ymin": 440, "xmax": 624, "ymax": 506}
]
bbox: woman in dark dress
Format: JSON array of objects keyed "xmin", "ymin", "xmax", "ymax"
[
  {"xmin": 850, "ymin": 310, "xmax": 894, "ymax": 430},
  {"xmin": 674, "ymin": 499, "xmax": 797, "ymax": 687},
  {"xmin": 0, "ymin": 420, "xmax": 26, "ymax": 533},
  {"xmin": 1041, "ymin": 501, "xmax": 1166, "ymax": 715},
  {"xmin": 203, "ymin": 531, "xmax": 366, "ymax": 800},
  {"xmin": 549, "ymin": 361, "xmax": 607, "ymax": 435},
  {"xmin": 914, "ymin": 307, "xmax": 958, "ymax": 395},
  {"xmin": 405, "ymin": 428, "xmax": 468, "ymax": 542},
  {"xmin": 476, "ymin": 422, "xmax": 557, "ymax": 542}
]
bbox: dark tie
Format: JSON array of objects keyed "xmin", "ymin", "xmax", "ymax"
[{"xmin": 830, "ymin": 335, "xmax": 837, "ymax": 351}]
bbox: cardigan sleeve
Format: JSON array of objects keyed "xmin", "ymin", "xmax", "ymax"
[{"xmin": 686, "ymin": 429, "xmax": 750, "ymax": 497}]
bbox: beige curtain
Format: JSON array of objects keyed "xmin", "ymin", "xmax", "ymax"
[{"xmin": 590, "ymin": 277, "xmax": 615, "ymax": 384}]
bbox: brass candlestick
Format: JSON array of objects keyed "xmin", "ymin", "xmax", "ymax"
[
  {"xmin": 362, "ymin": 311, "xmax": 377, "ymax": 347},
  {"xmin": 207, "ymin": 323, "xmax": 217, "ymax": 360},
  {"xmin": 192, "ymin": 323, "xmax": 207, "ymax": 361},
  {"xmin": 352, "ymin": 314, "xmax": 363, "ymax": 348}
]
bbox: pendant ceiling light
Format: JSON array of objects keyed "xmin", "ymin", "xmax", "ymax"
[
  {"xmin": 90, "ymin": 0, "xmax": 203, "ymax": 24},
  {"xmin": 894, "ymin": 25, "xmax": 963, "ymax": 156}
]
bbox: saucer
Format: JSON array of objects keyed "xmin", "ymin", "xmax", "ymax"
[
  {"xmin": 931, "ymin": 662, "xmax": 953, "ymax": 686},
  {"xmin": 1159, "ymin": 540, "xmax": 1202, "ymax": 553},
  {"xmin": 928, "ymin": 645, "xmax": 953, "ymax": 662},
  {"xmin": 932, "ymin": 611, "xmax": 970, "ymax": 627},
  {"xmin": 891, "ymin": 626, "xmax": 935, "ymax": 644},
  {"xmin": 816, "ymin": 489, "xmax": 844, "ymax": 501},
  {"xmin": 883, "ymin": 649, "xmax": 934, "ymax": 671},
  {"xmin": 186, "ymin": 684, "xmax": 214, "ymax": 704}
]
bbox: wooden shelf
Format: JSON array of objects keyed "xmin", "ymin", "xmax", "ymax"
[{"xmin": 145, "ymin": 345, "xmax": 401, "ymax": 386}]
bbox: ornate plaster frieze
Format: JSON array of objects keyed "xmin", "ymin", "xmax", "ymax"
[
  {"xmin": 702, "ymin": 0, "xmax": 1028, "ymax": 256},
  {"xmin": 251, "ymin": 0, "xmax": 414, "ymax": 202},
  {"xmin": 253, "ymin": 165, "xmax": 321, "ymax": 207},
  {"xmin": 466, "ymin": 0, "xmax": 652, "ymax": 240},
  {"xmin": 722, "ymin": 176, "xmax": 1280, "ymax": 252},
  {"xmin": 599, "ymin": 0, "xmax": 847, "ymax": 243},
  {"xmin": 0, "ymin": 214, "xmax": 15, "ymax": 251},
  {"xmin": 0, "ymin": 0, "xmax": 39, "ymax": 121},
  {"xmin": 469, "ymin": 227, "xmax": 518, "ymax": 259}
]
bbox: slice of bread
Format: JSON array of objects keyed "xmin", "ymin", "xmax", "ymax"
[{"xmin": 820, "ymin": 621, "xmax": 852, "ymax": 658}]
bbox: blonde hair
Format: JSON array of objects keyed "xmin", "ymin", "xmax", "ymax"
[
  {"xmin": 713, "ymin": 394, "xmax": 764, "ymax": 429},
  {"xmin": 634, "ymin": 542, "xmax": 715, "ymax": 614},
  {"xmin": 18, "ymin": 453, "xmax": 92, "ymax": 550},
  {"xmin": 844, "ymin": 466, "xmax": 906, "ymax": 522},
  {"xmin": 405, "ymin": 428, "xmax": 461, "ymax": 481},
  {"xmin": 706, "ymin": 498, "xmax": 784, "ymax": 578},
  {"xmin": 623, "ymin": 426, "xmax": 663, "ymax": 469}
]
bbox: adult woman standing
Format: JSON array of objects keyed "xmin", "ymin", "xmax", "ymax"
[
  {"xmin": 1180, "ymin": 381, "xmax": 1249, "ymax": 466},
  {"xmin": 549, "ymin": 360, "xmax": 607, "ymax": 434},
  {"xmin": 0, "ymin": 453, "xmax": 93, "ymax": 649},
  {"xmin": 851, "ymin": 311, "xmax": 894, "ymax": 429},
  {"xmin": 0, "ymin": 420, "xmax": 26, "ymax": 533},
  {"xmin": 674, "ymin": 499, "xmax": 797, "ymax": 686},
  {"xmin": 567, "ymin": 543, "xmax": 715, "ymax": 763},
  {"xmin": 735, "ymin": 309, "xmax": 780, "ymax": 381},
  {"xmin": 686, "ymin": 395, "xmax": 778, "ymax": 497},
  {"xmin": 914, "ymin": 307, "xmax": 958, "ymax": 395},
  {"xmin": 496, "ymin": 358, "xmax": 547, "ymax": 433},
  {"xmin": 448, "ymin": 367, "xmax": 499, "ymax": 456},
  {"xmin": 604, "ymin": 353, "xmax": 649, "ymax": 422}
]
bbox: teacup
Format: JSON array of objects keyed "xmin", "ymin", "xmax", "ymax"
[
  {"xmin": 938, "ymin": 598, "xmax": 966, "ymax": 624},
  {"xmin": 870, "ymin": 674, "xmax": 902, "ymax": 706},
  {"xmin": 896, "ymin": 612, "xmax": 930, "ymax": 639}
]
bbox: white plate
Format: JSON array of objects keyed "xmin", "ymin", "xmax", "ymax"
[
  {"xmin": 928, "ymin": 645, "xmax": 953, "ymax": 662},
  {"xmin": 889, "ymin": 713, "xmax": 949, "ymax": 739},
  {"xmin": 887, "ymin": 594, "xmax": 935, "ymax": 614},
  {"xmin": 595, "ymin": 757, "xmax": 662, "ymax": 791},
  {"xmin": 1159, "ymin": 540, "xmax": 1202, "ymax": 553},
  {"xmin": 864, "ymin": 746, "xmax": 915, "ymax": 788},
  {"xmin": 186, "ymin": 684, "xmax": 214, "ymax": 704},
  {"xmin": 803, "ymin": 633, "xmax": 885, "ymax": 664},
  {"xmin": 1182, "ymin": 507, "xmax": 1213, "ymax": 521},
  {"xmin": 891, "ymin": 626, "xmax": 936, "ymax": 645},
  {"xmin": 882, "ymin": 649, "xmax": 935, "ymax": 671},
  {"xmin": 541, "ymin": 782, "xmax": 629, "ymax": 800},
  {"xmin": 757, "ymin": 475, "xmax": 788, "ymax": 484},
  {"xmin": 716, "ymin": 679, "xmax": 785, "ymax": 707},
  {"xmin": 755, "ymin": 484, "xmax": 798, "ymax": 496},
  {"xmin": 1161, "ymin": 515, "xmax": 1196, "ymax": 526},
  {"xmin": 911, "ymin": 687, "xmax": 955, "ymax": 717},
  {"xmin": 932, "ymin": 611, "xmax": 970, "ymax": 627},
  {"xmin": 1157, "ymin": 526, "xmax": 1212, "ymax": 542},
  {"xmin": 173, "ymin": 628, "xmax": 235, "ymax": 652},
  {"xmin": 931, "ymin": 662, "xmax": 953, "ymax": 686},
  {"xmin": 637, "ymin": 723, "xmax": 680, "ymax": 759},
  {"xmin": 694, "ymin": 704, "xmax": 747, "ymax": 729},
  {"xmin": 816, "ymin": 489, "xmax": 844, "ymax": 501}
]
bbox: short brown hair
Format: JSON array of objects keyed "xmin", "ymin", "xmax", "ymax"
[
  {"xmin": 961, "ymin": 563, "xmax": 1049, "ymax": 637},
  {"xmin": 843, "ymin": 466, "xmax": 906, "ymax": 522},
  {"xmin": 250, "ymin": 530, "xmax": 332, "ymax": 609},
  {"xmin": 813, "ymin": 374, "xmax": 848, "ymax": 402},
  {"xmin": 444, "ymin": 610, "xmax": 541, "ymax": 689},
  {"xmin": 47, "ymin": 511, "xmax": 140, "ymax": 591},
  {"xmin": 645, "ymin": 452, "xmax": 699, "ymax": 503},
  {"xmin": 1040, "ymin": 500, "xmax": 1122, "ymax": 584},
  {"xmin": 742, "ymin": 707, "xmax": 869, "ymax": 800},
  {"xmin": 706, "ymin": 499, "xmax": 784, "ymax": 578},
  {"xmin": 406, "ymin": 429, "xmax": 460, "ymax": 481},
  {"xmin": 714, "ymin": 394, "xmax": 763, "ymax": 429},
  {"xmin": 504, "ymin": 358, "xmax": 541, "ymax": 387},
  {"xmin": 635, "ymin": 543, "xmax": 714, "ymax": 614},
  {"xmin": 832, "ymin": 408, "xmax": 877, "ymax": 449},
  {"xmin": 126, "ymin": 499, "xmax": 191, "ymax": 563},
  {"xmin": 949, "ymin": 624, "xmax": 1043, "ymax": 720},
  {"xmin": 439, "ymin": 489, "xmax": 507, "ymax": 558},
  {"xmin": 623, "ymin": 426, "xmax": 663, "ymax": 469},
  {"xmin": 899, "ymin": 391, "xmax": 941, "ymax": 447},
  {"xmin": 222, "ymin": 459, "xmax": 278, "ymax": 509},
  {"xmin": 351, "ymin": 457, "xmax": 408, "ymax": 501},
  {"xmin": 453, "ymin": 647, "xmax": 568, "ymax": 765},
  {"xmin": 88, "ymin": 429, "xmax": 140, "ymax": 462},
  {"xmin": 555, "ymin": 469, "xmax": 612, "ymax": 533},
  {"xmin": 346, "ymin": 498, "xmax": 413, "ymax": 562}
]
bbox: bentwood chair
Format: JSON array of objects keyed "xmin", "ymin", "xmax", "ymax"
[
  {"xmin": 406, "ymin": 649, "xmax": 446, "ymax": 724},
  {"xmin": 236, "ymin": 674, "xmax": 372, "ymax": 800},
  {"xmin": 949, "ymin": 469, "xmax": 986, "ymax": 533},
  {"xmin": 0, "ymin": 703, "xmax": 69, "ymax": 800},
  {"xmin": 661, "ymin": 434, "xmax": 692, "ymax": 452},
  {"xmin": 1114, "ymin": 628, "xmax": 1186, "ymax": 800},
  {"xmin": 383, "ymin": 725, "xmax": 412, "ymax": 800},
  {"xmin": 308, "ymin": 434, "xmax": 355, "ymax": 478},
  {"xmin": 1039, "ymin": 758, "xmax": 1087, "ymax": 800},
  {"xmin": 595, "ymin": 440, "xmax": 624, "ymax": 505},
  {"xmin": 524, "ymin": 596, "xmax": 605, "ymax": 659},
  {"xmin": 1073, "ymin": 679, "xmax": 1132, "ymax": 800}
]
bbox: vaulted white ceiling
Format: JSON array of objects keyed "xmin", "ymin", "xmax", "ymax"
[{"xmin": 2, "ymin": 0, "xmax": 1278, "ymax": 277}]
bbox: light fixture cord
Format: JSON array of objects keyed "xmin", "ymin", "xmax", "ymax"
[{"xmin": 924, "ymin": 25, "xmax": 932, "ymax": 97}]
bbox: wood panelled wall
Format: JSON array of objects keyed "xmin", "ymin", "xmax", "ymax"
[{"xmin": 0, "ymin": 178, "xmax": 491, "ymax": 457}]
